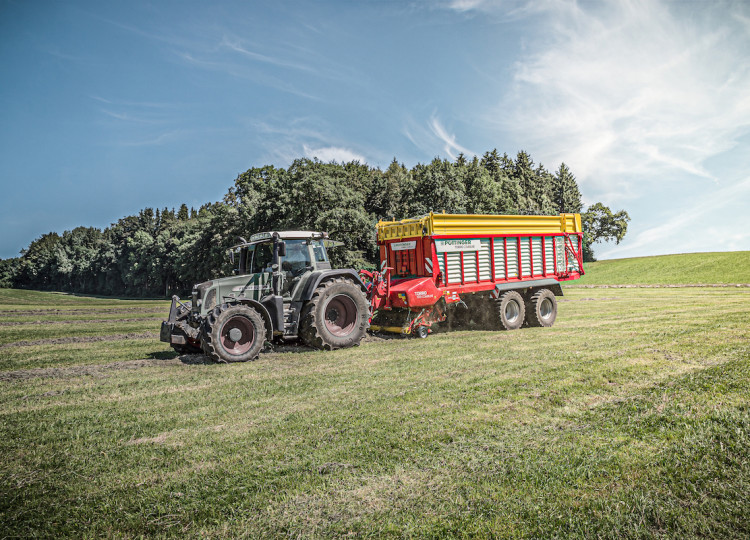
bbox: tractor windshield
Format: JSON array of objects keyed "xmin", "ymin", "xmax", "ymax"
[{"xmin": 281, "ymin": 240, "xmax": 312, "ymax": 276}]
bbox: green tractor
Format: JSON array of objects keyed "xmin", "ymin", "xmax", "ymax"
[{"xmin": 160, "ymin": 231, "xmax": 370, "ymax": 362}]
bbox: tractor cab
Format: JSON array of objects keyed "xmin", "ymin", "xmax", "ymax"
[{"xmin": 230, "ymin": 231, "xmax": 336, "ymax": 301}]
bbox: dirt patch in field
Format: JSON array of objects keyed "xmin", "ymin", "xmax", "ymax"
[
  {"xmin": 0, "ymin": 317, "xmax": 163, "ymax": 327},
  {"xmin": 263, "ymin": 333, "xmax": 392, "ymax": 355},
  {"xmin": 127, "ymin": 433, "xmax": 171, "ymax": 445},
  {"xmin": 1, "ymin": 334, "xmax": 397, "ymax": 381},
  {"xmin": 0, "ymin": 332, "xmax": 160, "ymax": 350}
]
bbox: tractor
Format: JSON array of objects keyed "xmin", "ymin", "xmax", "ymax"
[{"xmin": 160, "ymin": 231, "xmax": 370, "ymax": 362}]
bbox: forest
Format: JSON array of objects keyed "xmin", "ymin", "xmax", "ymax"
[{"xmin": 0, "ymin": 150, "xmax": 629, "ymax": 297}]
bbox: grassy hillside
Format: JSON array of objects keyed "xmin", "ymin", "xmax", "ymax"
[
  {"xmin": 1, "ymin": 286, "xmax": 749, "ymax": 538},
  {"xmin": 577, "ymin": 251, "xmax": 750, "ymax": 285}
]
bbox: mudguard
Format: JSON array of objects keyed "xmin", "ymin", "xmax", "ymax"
[
  {"xmin": 293, "ymin": 269, "xmax": 367, "ymax": 302},
  {"xmin": 234, "ymin": 298, "xmax": 275, "ymax": 341},
  {"xmin": 491, "ymin": 278, "xmax": 564, "ymax": 297}
]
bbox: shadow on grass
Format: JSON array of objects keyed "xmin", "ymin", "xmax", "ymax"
[
  {"xmin": 180, "ymin": 354, "xmax": 214, "ymax": 365},
  {"xmin": 145, "ymin": 350, "xmax": 179, "ymax": 360}
]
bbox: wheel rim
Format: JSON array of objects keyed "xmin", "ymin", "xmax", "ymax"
[
  {"xmin": 539, "ymin": 298, "xmax": 553, "ymax": 319},
  {"xmin": 324, "ymin": 294, "xmax": 357, "ymax": 337},
  {"xmin": 505, "ymin": 299, "xmax": 520, "ymax": 323},
  {"xmin": 220, "ymin": 315, "xmax": 255, "ymax": 355}
]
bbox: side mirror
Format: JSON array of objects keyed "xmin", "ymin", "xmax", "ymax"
[
  {"xmin": 278, "ymin": 241, "xmax": 286, "ymax": 257},
  {"xmin": 229, "ymin": 250, "xmax": 235, "ymax": 264}
]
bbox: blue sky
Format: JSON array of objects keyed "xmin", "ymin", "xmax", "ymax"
[{"xmin": 1, "ymin": 0, "xmax": 749, "ymax": 260}]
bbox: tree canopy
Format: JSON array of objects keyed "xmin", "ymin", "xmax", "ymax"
[{"xmin": 0, "ymin": 150, "xmax": 628, "ymax": 296}]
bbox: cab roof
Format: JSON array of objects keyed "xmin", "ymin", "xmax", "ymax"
[{"xmin": 230, "ymin": 231, "xmax": 328, "ymax": 250}]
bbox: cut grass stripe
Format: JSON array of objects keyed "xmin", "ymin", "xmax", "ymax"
[{"xmin": 0, "ymin": 331, "xmax": 160, "ymax": 350}]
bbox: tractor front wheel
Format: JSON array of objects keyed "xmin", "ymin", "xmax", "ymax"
[{"xmin": 201, "ymin": 303, "xmax": 266, "ymax": 362}]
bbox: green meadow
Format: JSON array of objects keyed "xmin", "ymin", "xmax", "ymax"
[
  {"xmin": 576, "ymin": 251, "xmax": 750, "ymax": 285},
  {"xmin": 1, "ymin": 255, "xmax": 748, "ymax": 538}
]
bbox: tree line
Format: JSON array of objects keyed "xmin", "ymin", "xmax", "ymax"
[{"xmin": 0, "ymin": 150, "xmax": 630, "ymax": 297}]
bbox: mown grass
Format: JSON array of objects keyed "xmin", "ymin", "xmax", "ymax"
[
  {"xmin": 0, "ymin": 282, "xmax": 748, "ymax": 538},
  {"xmin": 577, "ymin": 250, "xmax": 750, "ymax": 285},
  {"xmin": 0, "ymin": 288, "xmax": 169, "ymax": 306}
]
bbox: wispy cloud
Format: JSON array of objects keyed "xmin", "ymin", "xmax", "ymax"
[
  {"xmin": 599, "ymin": 175, "xmax": 750, "ymax": 258},
  {"xmin": 98, "ymin": 109, "xmax": 165, "ymax": 124},
  {"xmin": 219, "ymin": 36, "xmax": 315, "ymax": 74},
  {"xmin": 443, "ymin": 0, "xmax": 750, "ymax": 257},
  {"xmin": 92, "ymin": 95, "xmax": 179, "ymax": 126},
  {"xmin": 116, "ymin": 130, "xmax": 185, "ymax": 147},
  {"xmin": 249, "ymin": 117, "xmax": 371, "ymax": 166},
  {"xmin": 404, "ymin": 114, "xmax": 477, "ymax": 160},
  {"xmin": 491, "ymin": 0, "xmax": 750, "ymax": 201},
  {"xmin": 90, "ymin": 95, "xmax": 180, "ymax": 109},
  {"xmin": 90, "ymin": 95, "xmax": 185, "ymax": 146},
  {"xmin": 176, "ymin": 51, "xmax": 321, "ymax": 101},
  {"xmin": 431, "ymin": 116, "xmax": 476, "ymax": 159}
]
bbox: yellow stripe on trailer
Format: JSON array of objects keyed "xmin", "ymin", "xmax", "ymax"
[{"xmin": 377, "ymin": 212, "xmax": 582, "ymax": 241}]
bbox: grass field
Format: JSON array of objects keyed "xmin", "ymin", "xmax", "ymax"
[
  {"xmin": 1, "ymin": 259, "xmax": 749, "ymax": 538},
  {"xmin": 577, "ymin": 251, "xmax": 750, "ymax": 285}
]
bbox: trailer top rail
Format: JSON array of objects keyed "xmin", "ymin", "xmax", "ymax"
[{"xmin": 377, "ymin": 212, "xmax": 583, "ymax": 241}]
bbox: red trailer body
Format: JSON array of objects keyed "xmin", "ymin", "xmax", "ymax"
[{"xmin": 361, "ymin": 212, "xmax": 584, "ymax": 335}]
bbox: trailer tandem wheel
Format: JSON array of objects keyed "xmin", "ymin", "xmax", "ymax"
[
  {"xmin": 496, "ymin": 290, "xmax": 525, "ymax": 331},
  {"xmin": 525, "ymin": 288, "xmax": 557, "ymax": 327}
]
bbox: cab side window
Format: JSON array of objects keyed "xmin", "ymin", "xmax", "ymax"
[
  {"xmin": 313, "ymin": 240, "xmax": 328, "ymax": 263},
  {"xmin": 250, "ymin": 243, "xmax": 274, "ymax": 273}
]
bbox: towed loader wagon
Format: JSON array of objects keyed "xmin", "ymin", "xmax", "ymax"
[
  {"xmin": 362, "ymin": 212, "xmax": 584, "ymax": 336},
  {"xmin": 161, "ymin": 213, "xmax": 584, "ymax": 362}
]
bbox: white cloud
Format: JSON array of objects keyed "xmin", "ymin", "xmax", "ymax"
[
  {"xmin": 446, "ymin": 0, "xmax": 487, "ymax": 13},
  {"xmin": 302, "ymin": 144, "xmax": 366, "ymax": 164},
  {"xmin": 599, "ymin": 175, "xmax": 750, "ymax": 258},
  {"xmin": 219, "ymin": 36, "xmax": 315, "ymax": 73},
  {"xmin": 404, "ymin": 114, "xmax": 477, "ymax": 161},
  {"xmin": 429, "ymin": 116, "xmax": 476, "ymax": 159},
  {"xmin": 496, "ymin": 0, "xmax": 750, "ymax": 201},
  {"xmin": 451, "ymin": 0, "xmax": 750, "ymax": 257}
]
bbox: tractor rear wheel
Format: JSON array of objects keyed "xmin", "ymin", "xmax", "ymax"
[
  {"xmin": 496, "ymin": 290, "xmax": 525, "ymax": 330},
  {"xmin": 525, "ymin": 288, "xmax": 557, "ymax": 327},
  {"xmin": 201, "ymin": 303, "xmax": 266, "ymax": 362},
  {"xmin": 299, "ymin": 278, "xmax": 369, "ymax": 350}
]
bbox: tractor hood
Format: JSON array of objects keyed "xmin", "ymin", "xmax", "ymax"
[{"xmin": 192, "ymin": 273, "xmax": 274, "ymax": 315}]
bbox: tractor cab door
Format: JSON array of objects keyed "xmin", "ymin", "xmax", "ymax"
[
  {"xmin": 243, "ymin": 241, "xmax": 275, "ymax": 300},
  {"xmin": 279, "ymin": 239, "xmax": 314, "ymax": 299}
]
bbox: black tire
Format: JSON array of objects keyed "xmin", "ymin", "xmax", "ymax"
[
  {"xmin": 496, "ymin": 290, "xmax": 525, "ymax": 330},
  {"xmin": 299, "ymin": 278, "xmax": 369, "ymax": 350},
  {"xmin": 525, "ymin": 288, "xmax": 557, "ymax": 327},
  {"xmin": 200, "ymin": 303, "xmax": 266, "ymax": 362},
  {"xmin": 414, "ymin": 326, "xmax": 429, "ymax": 339}
]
